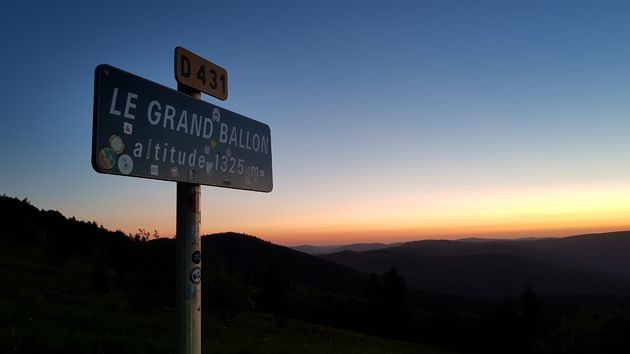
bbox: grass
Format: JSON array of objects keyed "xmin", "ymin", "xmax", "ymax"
[
  {"xmin": 0, "ymin": 243, "xmax": 452, "ymax": 354},
  {"xmin": 203, "ymin": 311, "xmax": 450, "ymax": 354}
]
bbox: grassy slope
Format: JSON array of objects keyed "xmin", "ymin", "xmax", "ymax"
[{"xmin": 0, "ymin": 243, "xmax": 451, "ymax": 354}]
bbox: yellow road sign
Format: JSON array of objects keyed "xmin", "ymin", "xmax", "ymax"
[{"xmin": 174, "ymin": 47, "xmax": 228, "ymax": 101}]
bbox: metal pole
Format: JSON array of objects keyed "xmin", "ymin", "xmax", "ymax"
[{"xmin": 176, "ymin": 83, "xmax": 202, "ymax": 354}]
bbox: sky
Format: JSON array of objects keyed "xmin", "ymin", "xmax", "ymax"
[{"xmin": 2, "ymin": 0, "xmax": 630, "ymax": 246}]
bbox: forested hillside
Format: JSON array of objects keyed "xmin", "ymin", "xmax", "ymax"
[{"xmin": 2, "ymin": 195, "xmax": 630, "ymax": 353}]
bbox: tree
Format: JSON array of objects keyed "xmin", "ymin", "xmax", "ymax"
[{"xmin": 365, "ymin": 267, "xmax": 411, "ymax": 338}]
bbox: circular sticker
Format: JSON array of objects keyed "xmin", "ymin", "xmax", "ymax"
[
  {"xmin": 189, "ymin": 267, "xmax": 201, "ymax": 285},
  {"xmin": 118, "ymin": 154, "xmax": 133, "ymax": 175},
  {"xmin": 109, "ymin": 135, "xmax": 124, "ymax": 154},
  {"xmin": 98, "ymin": 148, "xmax": 116, "ymax": 170},
  {"xmin": 191, "ymin": 250, "xmax": 201, "ymax": 264}
]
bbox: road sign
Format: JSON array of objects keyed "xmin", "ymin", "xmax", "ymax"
[
  {"xmin": 92, "ymin": 64, "xmax": 272, "ymax": 192},
  {"xmin": 175, "ymin": 47, "xmax": 228, "ymax": 101}
]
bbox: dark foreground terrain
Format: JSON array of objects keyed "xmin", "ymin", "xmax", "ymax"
[
  {"xmin": 0, "ymin": 240, "xmax": 442, "ymax": 354},
  {"xmin": 2, "ymin": 195, "xmax": 630, "ymax": 353}
]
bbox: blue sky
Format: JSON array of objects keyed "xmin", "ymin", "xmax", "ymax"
[{"xmin": 2, "ymin": 0, "xmax": 630, "ymax": 245}]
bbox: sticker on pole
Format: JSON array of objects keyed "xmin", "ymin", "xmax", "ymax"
[
  {"xmin": 189, "ymin": 267, "xmax": 201, "ymax": 285},
  {"xmin": 191, "ymin": 250, "xmax": 201, "ymax": 264}
]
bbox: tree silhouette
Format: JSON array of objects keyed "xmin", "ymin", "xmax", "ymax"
[
  {"xmin": 519, "ymin": 285, "xmax": 544, "ymax": 353},
  {"xmin": 365, "ymin": 267, "xmax": 411, "ymax": 338}
]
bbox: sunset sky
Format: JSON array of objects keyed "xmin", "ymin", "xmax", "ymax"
[{"xmin": 2, "ymin": 0, "xmax": 630, "ymax": 246}]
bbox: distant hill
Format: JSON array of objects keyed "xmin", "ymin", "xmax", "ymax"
[
  {"xmin": 292, "ymin": 244, "xmax": 341, "ymax": 255},
  {"xmin": 323, "ymin": 232, "xmax": 630, "ymax": 298},
  {"xmin": 501, "ymin": 231, "xmax": 630, "ymax": 277},
  {"xmin": 293, "ymin": 242, "xmax": 403, "ymax": 255},
  {"xmin": 203, "ymin": 233, "xmax": 368, "ymax": 296}
]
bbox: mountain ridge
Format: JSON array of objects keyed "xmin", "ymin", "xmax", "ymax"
[
  {"xmin": 323, "ymin": 231, "xmax": 630, "ymax": 298},
  {"xmin": 4, "ymin": 194, "xmax": 629, "ymax": 300},
  {"xmin": 292, "ymin": 242, "xmax": 403, "ymax": 255}
]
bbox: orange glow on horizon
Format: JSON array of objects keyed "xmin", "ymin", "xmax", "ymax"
[
  {"xmin": 254, "ymin": 181, "xmax": 630, "ymax": 245},
  {"xmin": 97, "ymin": 181, "xmax": 630, "ymax": 246}
]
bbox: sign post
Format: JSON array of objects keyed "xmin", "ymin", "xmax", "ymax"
[
  {"xmin": 92, "ymin": 47, "xmax": 272, "ymax": 354},
  {"xmin": 175, "ymin": 84, "xmax": 202, "ymax": 354}
]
